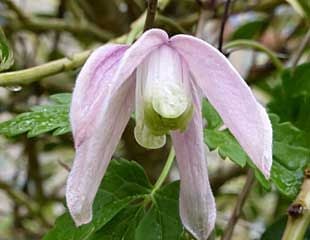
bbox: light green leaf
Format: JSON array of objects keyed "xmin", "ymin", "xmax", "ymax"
[{"xmin": 0, "ymin": 93, "xmax": 71, "ymax": 137}]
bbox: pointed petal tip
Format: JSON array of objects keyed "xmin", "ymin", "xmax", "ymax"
[
  {"xmin": 66, "ymin": 186, "xmax": 93, "ymax": 227},
  {"xmin": 261, "ymin": 153, "xmax": 272, "ymax": 180},
  {"xmin": 183, "ymin": 209, "xmax": 216, "ymax": 240}
]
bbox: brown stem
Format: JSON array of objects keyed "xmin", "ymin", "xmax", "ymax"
[
  {"xmin": 25, "ymin": 138, "xmax": 45, "ymax": 201},
  {"xmin": 210, "ymin": 165, "xmax": 246, "ymax": 191},
  {"xmin": 2, "ymin": 0, "xmax": 113, "ymax": 41},
  {"xmin": 143, "ymin": 0, "xmax": 158, "ymax": 31},
  {"xmin": 218, "ymin": 0, "xmax": 231, "ymax": 53},
  {"xmin": 221, "ymin": 170, "xmax": 255, "ymax": 240},
  {"xmin": 289, "ymin": 28, "xmax": 310, "ymax": 69},
  {"xmin": 282, "ymin": 168, "xmax": 310, "ymax": 240}
]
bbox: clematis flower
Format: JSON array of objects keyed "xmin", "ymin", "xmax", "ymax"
[{"xmin": 67, "ymin": 29, "xmax": 272, "ymax": 240}]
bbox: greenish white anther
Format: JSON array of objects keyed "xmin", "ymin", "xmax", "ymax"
[{"xmin": 134, "ymin": 45, "xmax": 193, "ymax": 149}]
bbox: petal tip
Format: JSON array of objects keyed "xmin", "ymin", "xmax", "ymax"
[{"xmin": 66, "ymin": 191, "xmax": 93, "ymax": 227}]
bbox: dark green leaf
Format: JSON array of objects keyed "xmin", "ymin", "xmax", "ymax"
[
  {"xmin": 0, "ymin": 93, "xmax": 71, "ymax": 137},
  {"xmin": 43, "ymin": 159, "xmax": 151, "ymax": 240},
  {"xmin": 202, "ymin": 99, "xmax": 310, "ymax": 198},
  {"xmin": 44, "ymin": 159, "xmax": 184, "ymax": 240},
  {"xmin": 230, "ymin": 17, "xmax": 268, "ymax": 40},
  {"xmin": 283, "ymin": 62, "xmax": 310, "ymax": 97}
]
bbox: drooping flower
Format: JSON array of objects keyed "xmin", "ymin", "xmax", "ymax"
[{"xmin": 67, "ymin": 29, "xmax": 272, "ymax": 240}]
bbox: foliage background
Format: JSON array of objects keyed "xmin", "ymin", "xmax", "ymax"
[{"xmin": 0, "ymin": 0, "xmax": 309, "ymax": 239}]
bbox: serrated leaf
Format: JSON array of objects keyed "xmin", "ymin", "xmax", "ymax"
[
  {"xmin": 202, "ymin": 99, "xmax": 310, "ymax": 198},
  {"xmin": 43, "ymin": 159, "xmax": 151, "ymax": 240},
  {"xmin": 0, "ymin": 28, "xmax": 14, "ymax": 72},
  {"xmin": 44, "ymin": 159, "xmax": 185, "ymax": 240},
  {"xmin": 0, "ymin": 93, "xmax": 71, "ymax": 138}
]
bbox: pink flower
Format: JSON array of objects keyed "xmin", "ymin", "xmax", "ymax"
[{"xmin": 67, "ymin": 29, "xmax": 272, "ymax": 240}]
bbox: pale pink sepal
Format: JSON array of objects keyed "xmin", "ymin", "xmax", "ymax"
[
  {"xmin": 171, "ymin": 78, "xmax": 216, "ymax": 240},
  {"xmin": 70, "ymin": 44, "xmax": 129, "ymax": 146},
  {"xmin": 67, "ymin": 29, "xmax": 171, "ymax": 226},
  {"xmin": 111, "ymin": 28, "xmax": 169, "ymax": 92},
  {"xmin": 67, "ymin": 44, "xmax": 135, "ymax": 226},
  {"xmin": 171, "ymin": 35, "xmax": 272, "ymax": 178}
]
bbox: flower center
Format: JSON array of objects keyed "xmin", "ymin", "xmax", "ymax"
[{"xmin": 134, "ymin": 45, "xmax": 193, "ymax": 149}]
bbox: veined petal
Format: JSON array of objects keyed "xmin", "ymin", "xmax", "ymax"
[
  {"xmin": 111, "ymin": 28, "xmax": 169, "ymax": 92},
  {"xmin": 67, "ymin": 77, "xmax": 135, "ymax": 226},
  {"xmin": 70, "ymin": 44, "xmax": 129, "ymax": 146},
  {"xmin": 170, "ymin": 35, "xmax": 272, "ymax": 178},
  {"xmin": 68, "ymin": 44, "xmax": 136, "ymax": 226},
  {"xmin": 171, "ymin": 80, "xmax": 216, "ymax": 240}
]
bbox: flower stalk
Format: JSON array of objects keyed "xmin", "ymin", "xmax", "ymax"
[{"xmin": 151, "ymin": 147, "xmax": 175, "ymax": 196}]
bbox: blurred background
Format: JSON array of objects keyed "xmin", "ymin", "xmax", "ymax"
[{"xmin": 0, "ymin": 0, "xmax": 309, "ymax": 239}]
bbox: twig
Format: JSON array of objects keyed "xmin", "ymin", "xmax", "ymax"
[
  {"xmin": 1, "ymin": 0, "xmax": 28, "ymax": 22},
  {"xmin": 143, "ymin": 0, "xmax": 158, "ymax": 31},
  {"xmin": 0, "ymin": 180, "xmax": 50, "ymax": 227},
  {"xmin": 2, "ymin": 0, "xmax": 114, "ymax": 41},
  {"xmin": 282, "ymin": 168, "xmax": 310, "ymax": 240},
  {"xmin": 210, "ymin": 165, "xmax": 246, "ymax": 191},
  {"xmin": 25, "ymin": 138, "xmax": 45, "ymax": 201},
  {"xmin": 58, "ymin": 159, "xmax": 71, "ymax": 172},
  {"xmin": 0, "ymin": 50, "xmax": 91, "ymax": 86},
  {"xmin": 0, "ymin": 0, "xmax": 177, "ymax": 87},
  {"xmin": 221, "ymin": 170, "xmax": 255, "ymax": 240},
  {"xmin": 49, "ymin": 0, "xmax": 67, "ymax": 58},
  {"xmin": 289, "ymin": 28, "xmax": 310, "ymax": 69},
  {"xmin": 218, "ymin": 0, "xmax": 231, "ymax": 53}
]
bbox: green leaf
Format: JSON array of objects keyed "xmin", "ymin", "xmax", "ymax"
[
  {"xmin": 202, "ymin": 99, "xmax": 310, "ymax": 198},
  {"xmin": 230, "ymin": 17, "xmax": 268, "ymax": 40},
  {"xmin": 268, "ymin": 63, "xmax": 310, "ymax": 146},
  {"xmin": 43, "ymin": 159, "xmax": 151, "ymax": 240},
  {"xmin": 0, "ymin": 93, "xmax": 71, "ymax": 137},
  {"xmin": 283, "ymin": 62, "xmax": 310, "ymax": 97},
  {"xmin": 43, "ymin": 159, "xmax": 185, "ymax": 240},
  {"xmin": 0, "ymin": 28, "xmax": 14, "ymax": 72}
]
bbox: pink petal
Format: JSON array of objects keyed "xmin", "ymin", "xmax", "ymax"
[
  {"xmin": 171, "ymin": 74, "xmax": 216, "ymax": 240},
  {"xmin": 67, "ymin": 44, "xmax": 136, "ymax": 226},
  {"xmin": 70, "ymin": 44, "xmax": 129, "ymax": 146},
  {"xmin": 170, "ymin": 35, "xmax": 272, "ymax": 178},
  {"xmin": 111, "ymin": 28, "xmax": 169, "ymax": 92}
]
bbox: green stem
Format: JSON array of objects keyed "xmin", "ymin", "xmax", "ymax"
[
  {"xmin": 0, "ymin": 50, "xmax": 91, "ymax": 86},
  {"xmin": 282, "ymin": 169, "xmax": 310, "ymax": 240},
  {"xmin": 0, "ymin": 12, "xmax": 147, "ymax": 87},
  {"xmin": 151, "ymin": 147, "xmax": 175, "ymax": 196},
  {"xmin": 223, "ymin": 39, "xmax": 284, "ymax": 71}
]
